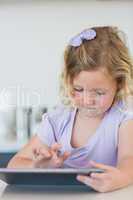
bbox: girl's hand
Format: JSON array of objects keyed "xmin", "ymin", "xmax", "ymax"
[
  {"xmin": 32, "ymin": 143, "xmax": 70, "ymax": 168},
  {"xmin": 76, "ymin": 160, "xmax": 129, "ymax": 193}
]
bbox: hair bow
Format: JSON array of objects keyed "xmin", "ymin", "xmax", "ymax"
[{"xmin": 69, "ymin": 29, "xmax": 96, "ymax": 47}]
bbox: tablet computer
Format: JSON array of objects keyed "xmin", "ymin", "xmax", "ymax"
[{"xmin": 0, "ymin": 168, "xmax": 104, "ymax": 186}]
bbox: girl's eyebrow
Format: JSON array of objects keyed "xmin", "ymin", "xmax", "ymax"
[
  {"xmin": 73, "ymin": 85, "xmax": 83, "ymax": 88},
  {"xmin": 73, "ymin": 85, "xmax": 108, "ymax": 92},
  {"xmin": 92, "ymin": 88, "xmax": 108, "ymax": 92}
]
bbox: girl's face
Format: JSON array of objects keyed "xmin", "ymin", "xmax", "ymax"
[{"xmin": 71, "ymin": 69, "xmax": 117, "ymax": 118}]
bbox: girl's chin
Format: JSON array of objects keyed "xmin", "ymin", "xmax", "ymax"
[{"xmin": 78, "ymin": 108, "xmax": 103, "ymax": 118}]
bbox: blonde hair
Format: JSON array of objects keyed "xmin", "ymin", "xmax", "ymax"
[{"xmin": 60, "ymin": 26, "xmax": 133, "ymax": 107}]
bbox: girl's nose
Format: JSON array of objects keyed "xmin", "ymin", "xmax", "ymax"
[{"xmin": 83, "ymin": 93, "xmax": 95, "ymax": 106}]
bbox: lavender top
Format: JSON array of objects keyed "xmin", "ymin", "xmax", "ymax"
[{"xmin": 37, "ymin": 102, "xmax": 133, "ymax": 168}]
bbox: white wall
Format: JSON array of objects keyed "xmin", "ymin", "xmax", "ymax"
[{"xmin": 0, "ymin": 0, "xmax": 133, "ymax": 108}]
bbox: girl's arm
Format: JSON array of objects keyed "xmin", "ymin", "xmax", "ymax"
[
  {"xmin": 7, "ymin": 135, "xmax": 49, "ymax": 168},
  {"xmin": 117, "ymin": 120, "xmax": 133, "ymax": 182},
  {"xmin": 77, "ymin": 119, "xmax": 133, "ymax": 192},
  {"xmin": 7, "ymin": 135, "xmax": 70, "ymax": 168}
]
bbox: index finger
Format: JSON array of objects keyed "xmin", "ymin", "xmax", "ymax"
[
  {"xmin": 33, "ymin": 147, "xmax": 52, "ymax": 159},
  {"xmin": 51, "ymin": 143, "xmax": 62, "ymax": 153},
  {"xmin": 61, "ymin": 151, "xmax": 71, "ymax": 161}
]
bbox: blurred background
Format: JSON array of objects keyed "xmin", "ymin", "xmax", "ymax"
[{"xmin": 0, "ymin": 0, "xmax": 133, "ymax": 167}]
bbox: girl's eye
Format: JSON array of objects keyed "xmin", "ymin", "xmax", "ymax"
[
  {"xmin": 73, "ymin": 88, "xmax": 83, "ymax": 92},
  {"xmin": 97, "ymin": 92, "xmax": 105, "ymax": 96}
]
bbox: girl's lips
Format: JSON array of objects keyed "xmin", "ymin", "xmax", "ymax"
[{"xmin": 79, "ymin": 107, "xmax": 97, "ymax": 110}]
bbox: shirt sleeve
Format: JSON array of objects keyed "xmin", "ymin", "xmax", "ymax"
[
  {"xmin": 121, "ymin": 112, "xmax": 133, "ymax": 123},
  {"xmin": 37, "ymin": 113, "xmax": 57, "ymax": 147}
]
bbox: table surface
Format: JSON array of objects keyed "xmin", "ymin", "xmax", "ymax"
[{"xmin": 1, "ymin": 180, "xmax": 133, "ymax": 200}]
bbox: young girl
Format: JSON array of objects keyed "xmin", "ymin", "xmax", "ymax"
[{"xmin": 8, "ymin": 26, "xmax": 133, "ymax": 193}]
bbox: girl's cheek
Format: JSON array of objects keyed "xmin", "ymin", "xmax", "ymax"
[
  {"xmin": 99, "ymin": 96, "xmax": 114, "ymax": 107},
  {"xmin": 72, "ymin": 96, "xmax": 83, "ymax": 106},
  {"xmin": 99, "ymin": 98, "xmax": 106, "ymax": 106},
  {"xmin": 72, "ymin": 93, "xmax": 82, "ymax": 101}
]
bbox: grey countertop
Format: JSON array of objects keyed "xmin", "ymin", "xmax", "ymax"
[{"xmin": 1, "ymin": 181, "xmax": 133, "ymax": 200}]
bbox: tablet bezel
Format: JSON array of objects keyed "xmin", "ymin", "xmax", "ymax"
[
  {"xmin": 0, "ymin": 168, "xmax": 104, "ymax": 174},
  {"xmin": 0, "ymin": 168, "xmax": 104, "ymax": 186}
]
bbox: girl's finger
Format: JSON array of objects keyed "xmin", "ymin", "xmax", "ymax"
[
  {"xmin": 89, "ymin": 160, "xmax": 115, "ymax": 171},
  {"xmin": 33, "ymin": 147, "xmax": 52, "ymax": 160},
  {"xmin": 62, "ymin": 151, "xmax": 71, "ymax": 161},
  {"xmin": 39, "ymin": 148, "xmax": 52, "ymax": 158},
  {"xmin": 51, "ymin": 151, "xmax": 70, "ymax": 167},
  {"xmin": 90, "ymin": 172, "xmax": 108, "ymax": 180},
  {"xmin": 51, "ymin": 143, "xmax": 62, "ymax": 153},
  {"xmin": 76, "ymin": 175, "xmax": 101, "ymax": 191}
]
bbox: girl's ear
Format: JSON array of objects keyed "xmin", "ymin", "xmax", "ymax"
[
  {"xmin": 117, "ymin": 83, "xmax": 122, "ymax": 92},
  {"xmin": 113, "ymin": 82, "xmax": 123, "ymax": 102},
  {"xmin": 116, "ymin": 76, "xmax": 126, "ymax": 94}
]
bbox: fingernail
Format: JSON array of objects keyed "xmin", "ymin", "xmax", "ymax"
[
  {"xmin": 77, "ymin": 175, "xmax": 82, "ymax": 181},
  {"xmin": 76, "ymin": 175, "xmax": 80, "ymax": 180}
]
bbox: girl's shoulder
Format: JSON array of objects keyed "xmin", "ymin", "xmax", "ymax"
[
  {"xmin": 110, "ymin": 100, "xmax": 133, "ymax": 123},
  {"xmin": 42, "ymin": 104, "xmax": 75, "ymax": 124}
]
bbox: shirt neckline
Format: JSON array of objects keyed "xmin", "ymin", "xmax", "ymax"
[{"xmin": 68, "ymin": 103, "xmax": 117, "ymax": 151}]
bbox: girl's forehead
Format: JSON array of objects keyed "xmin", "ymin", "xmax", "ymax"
[
  {"xmin": 72, "ymin": 70, "xmax": 116, "ymax": 88},
  {"xmin": 73, "ymin": 70, "xmax": 112, "ymax": 82}
]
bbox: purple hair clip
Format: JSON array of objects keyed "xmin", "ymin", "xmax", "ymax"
[{"xmin": 69, "ymin": 29, "xmax": 96, "ymax": 47}]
